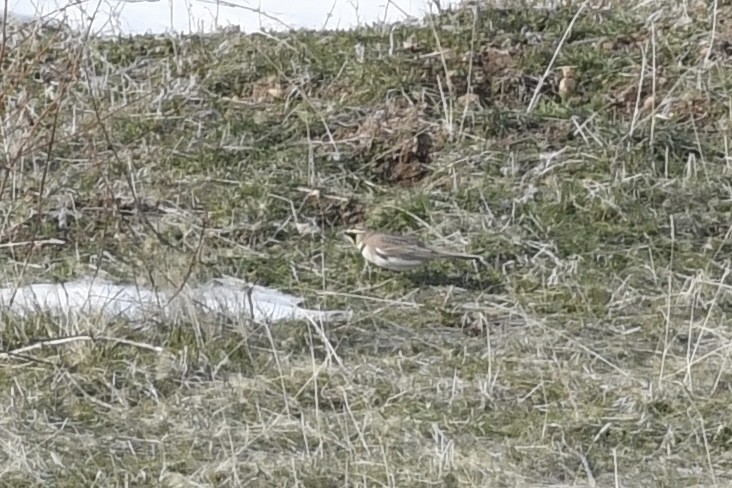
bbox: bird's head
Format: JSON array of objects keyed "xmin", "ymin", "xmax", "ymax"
[{"xmin": 343, "ymin": 227, "xmax": 367, "ymax": 247}]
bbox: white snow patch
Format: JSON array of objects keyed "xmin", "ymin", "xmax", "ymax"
[{"xmin": 0, "ymin": 277, "xmax": 351, "ymax": 325}]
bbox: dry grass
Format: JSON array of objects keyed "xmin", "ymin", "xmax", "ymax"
[{"xmin": 1, "ymin": 0, "xmax": 732, "ymax": 486}]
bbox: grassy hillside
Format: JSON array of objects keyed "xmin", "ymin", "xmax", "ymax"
[{"xmin": 1, "ymin": 1, "xmax": 732, "ymax": 486}]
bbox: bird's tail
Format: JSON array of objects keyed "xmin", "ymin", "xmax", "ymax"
[{"xmin": 438, "ymin": 250, "xmax": 487, "ymax": 265}]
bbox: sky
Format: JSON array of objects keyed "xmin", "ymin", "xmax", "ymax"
[{"xmin": 5, "ymin": 0, "xmax": 456, "ymax": 36}]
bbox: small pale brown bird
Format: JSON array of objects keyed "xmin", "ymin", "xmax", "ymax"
[{"xmin": 344, "ymin": 227, "xmax": 486, "ymax": 272}]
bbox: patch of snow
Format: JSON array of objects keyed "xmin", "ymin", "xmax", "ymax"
[{"xmin": 0, "ymin": 277, "xmax": 351, "ymax": 324}]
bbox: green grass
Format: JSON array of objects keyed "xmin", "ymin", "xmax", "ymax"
[{"xmin": 1, "ymin": 1, "xmax": 732, "ymax": 486}]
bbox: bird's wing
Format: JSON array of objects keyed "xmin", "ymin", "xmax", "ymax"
[{"xmin": 375, "ymin": 235, "xmax": 439, "ymax": 259}]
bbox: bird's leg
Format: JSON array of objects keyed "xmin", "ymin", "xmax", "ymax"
[{"xmin": 360, "ymin": 260, "xmax": 371, "ymax": 280}]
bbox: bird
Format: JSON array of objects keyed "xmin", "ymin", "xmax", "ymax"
[{"xmin": 343, "ymin": 227, "xmax": 486, "ymax": 272}]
